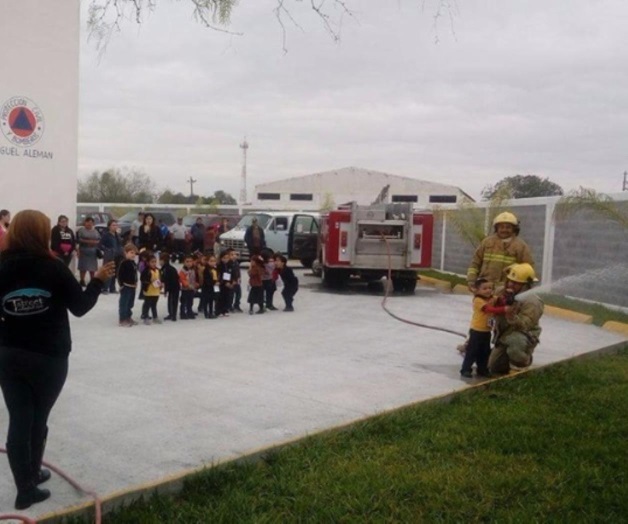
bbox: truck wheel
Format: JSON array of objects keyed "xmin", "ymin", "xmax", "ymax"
[
  {"xmin": 403, "ymin": 278, "xmax": 417, "ymax": 293},
  {"xmin": 323, "ymin": 266, "xmax": 346, "ymax": 288},
  {"xmin": 300, "ymin": 258, "xmax": 314, "ymax": 269},
  {"xmin": 311, "ymin": 260, "xmax": 323, "ymax": 277},
  {"xmin": 391, "ymin": 278, "xmax": 405, "ymax": 293},
  {"xmin": 391, "ymin": 277, "xmax": 417, "ymax": 294}
]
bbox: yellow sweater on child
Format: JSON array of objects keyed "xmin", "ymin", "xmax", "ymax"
[
  {"xmin": 144, "ymin": 268, "xmax": 161, "ymax": 297},
  {"xmin": 470, "ymin": 296, "xmax": 492, "ymax": 332}
]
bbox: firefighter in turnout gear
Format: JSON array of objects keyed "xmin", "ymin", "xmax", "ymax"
[
  {"xmin": 466, "ymin": 211, "xmax": 534, "ymax": 291},
  {"xmin": 483, "ymin": 263, "xmax": 543, "ymax": 375}
]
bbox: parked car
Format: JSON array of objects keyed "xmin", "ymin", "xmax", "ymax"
[
  {"xmin": 181, "ymin": 214, "xmax": 240, "ymax": 231},
  {"xmin": 219, "ymin": 212, "xmax": 319, "ymax": 266},
  {"xmin": 117, "ymin": 211, "xmax": 177, "ymax": 242},
  {"xmin": 75, "ymin": 211, "xmax": 116, "ymax": 235}
]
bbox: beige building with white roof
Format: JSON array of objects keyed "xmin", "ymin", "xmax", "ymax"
[{"xmin": 252, "ymin": 167, "xmax": 470, "ymax": 210}]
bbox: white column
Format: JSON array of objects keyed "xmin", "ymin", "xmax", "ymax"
[
  {"xmin": 541, "ymin": 200, "xmax": 556, "ymax": 285},
  {"xmin": 440, "ymin": 212, "xmax": 447, "ymax": 271},
  {"xmin": 0, "ymin": 0, "xmax": 80, "ymax": 225}
]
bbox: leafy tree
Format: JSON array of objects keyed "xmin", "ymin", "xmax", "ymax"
[
  {"xmin": 77, "ymin": 168, "xmax": 156, "ymax": 203},
  {"xmin": 157, "ymin": 190, "xmax": 195, "ymax": 204},
  {"xmin": 482, "ymin": 175, "xmax": 564, "ymax": 201},
  {"xmin": 320, "ymin": 192, "xmax": 336, "ymax": 212},
  {"xmin": 206, "ymin": 190, "xmax": 237, "ymax": 205},
  {"xmin": 438, "ymin": 185, "xmax": 512, "ymax": 249}
]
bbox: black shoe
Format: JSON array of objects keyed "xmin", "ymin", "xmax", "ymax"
[
  {"xmin": 267, "ymin": 305, "xmax": 278, "ymax": 311},
  {"xmin": 164, "ymin": 316, "xmax": 173, "ymax": 321},
  {"xmin": 15, "ymin": 486, "xmax": 51, "ymax": 510},
  {"xmin": 34, "ymin": 468, "xmax": 51, "ymax": 485},
  {"xmin": 284, "ymin": 306, "xmax": 294, "ymax": 312},
  {"xmin": 234, "ymin": 307, "xmax": 244, "ymax": 313},
  {"xmin": 256, "ymin": 308, "xmax": 265, "ymax": 314},
  {"xmin": 460, "ymin": 370, "xmax": 473, "ymax": 378},
  {"xmin": 476, "ymin": 369, "xmax": 491, "ymax": 378}
]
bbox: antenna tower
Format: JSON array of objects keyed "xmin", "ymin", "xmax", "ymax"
[
  {"xmin": 239, "ymin": 138, "xmax": 249, "ymax": 204},
  {"xmin": 623, "ymin": 171, "xmax": 628, "ymax": 191},
  {"xmin": 187, "ymin": 176, "xmax": 197, "ymax": 197}
]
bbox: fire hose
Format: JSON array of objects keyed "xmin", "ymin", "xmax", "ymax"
[
  {"xmin": 381, "ymin": 236, "xmax": 467, "ymax": 338},
  {"xmin": 0, "ymin": 447, "xmax": 102, "ymax": 524}
]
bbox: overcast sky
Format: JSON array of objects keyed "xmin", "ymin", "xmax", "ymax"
[{"xmin": 78, "ymin": 0, "xmax": 628, "ymax": 200}]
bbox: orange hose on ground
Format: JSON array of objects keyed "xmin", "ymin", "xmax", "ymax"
[
  {"xmin": 0, "ymin": 447, "xmax": 101, "ymax": 524},
  {"xmin": 380, "ymin": 235, "xmax": 466, "ymax": 338}
]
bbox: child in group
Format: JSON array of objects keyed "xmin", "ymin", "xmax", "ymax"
[
  {"xmin": 217, "ymin": 249, "xmax": 235, "ymax": 316},
  {"xmin": 201, "ymin": 255, "xmax": 220, "ymax": 318},
  {"xmin": 118, "ymin": 243, "xmax": 139, "ymax": 327},
  {"xmin": 460, "ymin": 278, "xmax": 494, "ymax": 378},
  {"xmin": 247, "ymin": 255, "xmax": 265, "ymax": 315},
  {"xmin": 137, "ymin": 249, "xmax": 152, "ymax": 301},
  {"xmin": 230, "ymin": 250, "xmax": 243, "ymax": 313},
  {"xmin": 196, "ymin": 255, "xmax": 207, "ymax": 314},
  {"xmin": 160, "ymin": 252, "xmax": 180, "ymax": 321},
  {"xmin": 261, "ymin": 248, "xmax": 277, "ymax": 311},
  {"xmin": 273, "ymin": 254, "xmax": 299, "ymax": 312},
  {"xmin": 140, "ymin": 255, "xmax": 162, "ymax": 325},
  {"xmin": 179, "ymin": 255, "xmax": 198, "ymax": 319}
]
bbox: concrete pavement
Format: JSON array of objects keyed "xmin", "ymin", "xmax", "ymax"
[{"xmin": 0, "ymin": 271, "xmax": 625, "ymax": 520}]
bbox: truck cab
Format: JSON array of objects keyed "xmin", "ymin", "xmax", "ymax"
[{"xmin": 219, "ymin": 211, "xmax": 319, "ymax": 266}]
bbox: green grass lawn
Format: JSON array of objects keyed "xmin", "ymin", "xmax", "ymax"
[{"xmin": 88, "ymin": 347, "xmax": 628, "ymax": 523}]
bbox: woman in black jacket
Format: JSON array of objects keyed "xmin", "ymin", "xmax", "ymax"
[
  {"xmin": 99, "ymin": 219, "xmax": 124, "ymax": 293},
  {"xmin": 50, "ymin": 214, "xmax": 76, "ymax": 267},
  {"xmin": 0, "ymin": 210, "xmax": 114, "ymax": 510},
  {"xmin": 138, "ymin": 213, "xmax": 162, "ymax": 253}
]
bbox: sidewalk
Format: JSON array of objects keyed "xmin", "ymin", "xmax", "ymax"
[{"xmin": 0, "ymin": 272, "xmax": 624, "ymax": 520}]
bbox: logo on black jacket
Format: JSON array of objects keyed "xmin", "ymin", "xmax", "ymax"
[{"xmin": 2, "ymin": 288, "xmax": 51, "ymax": 316}]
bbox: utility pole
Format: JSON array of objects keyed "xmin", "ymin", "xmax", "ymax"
[
  {"xmin": 623, "ymin": 171, "xmax": 628, "ymax": 191},
  {"xmin": 187, "ymin": 176, "xmax": 197, "ymax": 197},
  {"xmin": 239, "ymin": 138, "xmax": 249, "ymax": 204}
]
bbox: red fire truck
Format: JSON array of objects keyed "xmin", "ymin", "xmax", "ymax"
[{"xmin": 315, "ymin": 202, "xmax": 433, "ymax": 292}]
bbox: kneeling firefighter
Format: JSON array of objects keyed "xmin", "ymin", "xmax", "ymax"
[{"xmin": 484, "ymin": 263, "xmax": 543, "ymax": 375}]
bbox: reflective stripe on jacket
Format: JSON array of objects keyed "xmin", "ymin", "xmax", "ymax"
[{"xmin": 467, "ymin": 235, "xmax": 534, "ymax": 285}]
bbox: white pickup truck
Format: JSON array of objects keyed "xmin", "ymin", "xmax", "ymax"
[{"xmin": 219, "ymin": 211, "xmax": 319, "ymax": 266}]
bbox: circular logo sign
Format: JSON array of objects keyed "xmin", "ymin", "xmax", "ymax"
[{"xmin": 1, "ymin": 96, "xmax": 45, "ymax": 147}]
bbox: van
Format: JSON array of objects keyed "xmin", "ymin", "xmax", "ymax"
[{"xmin": 219, "ymin": 212, "xmax": 319, "ymax": 267}]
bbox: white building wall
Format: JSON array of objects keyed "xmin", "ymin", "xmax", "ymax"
[
  {"xmin": 0, "ymin": 0, "xmax": 80, "ymax": 224},
  {"xmin": 253, "ymin": 167, "xmax": 465, "ymax": 210}
]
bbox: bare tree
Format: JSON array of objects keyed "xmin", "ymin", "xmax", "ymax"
[{"xmin": 87, "ymin": 1, "xmax": 457, "ymax": 52}]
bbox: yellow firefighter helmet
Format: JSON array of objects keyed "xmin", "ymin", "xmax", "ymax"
[
  {"xmin": 492, "ymin": 211, "xmax": 519, "ymax": 227},
  {"xmin": 505, "ymin": 263, "xmax": 538, "ymax": 284}
]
